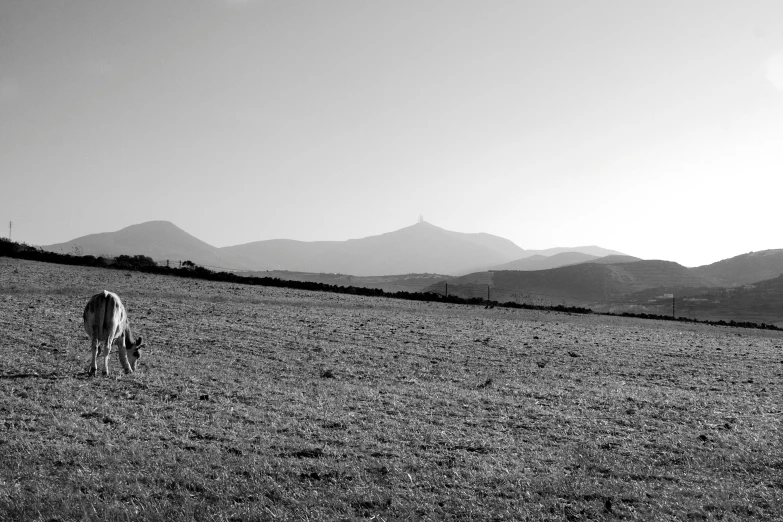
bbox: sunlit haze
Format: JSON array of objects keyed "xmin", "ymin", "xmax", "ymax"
[{"xmin": 2, "ymin": 1, "xmax": 782, "ymax": 267}]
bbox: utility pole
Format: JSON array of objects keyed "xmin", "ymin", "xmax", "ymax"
[
  {"xmin": 488, "ymin": 284, "xmax": 491, "ymax": 302},
  {"xmin": 672, "ymin": 295, "xmax": 675, "ymax": 319},
  {"xmin": 445, "ymin": 282, "xmax": 448, "ymax": 298},
  {"xmin": 8, "ymin": 221, "xmax": 11, "ymax": 241}
]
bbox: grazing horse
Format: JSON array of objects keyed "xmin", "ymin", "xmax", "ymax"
[{"xmin": 83, "ymin": 291, "xmax": 144, "ymax": 375}]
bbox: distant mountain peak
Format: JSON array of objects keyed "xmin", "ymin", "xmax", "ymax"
[
  {"xmin": 222, "ymin": 221, "xmax": 527, "ymax": 275},
  {"xmin": 41, "ymin": 220, "xmax": 238, "ymax": 269},
  {"xmin": 124, "ymin": 220, "xmax": 177, "ymax": 228},
  {"xmin": 406, "ymin": 220, "xmax": 444, "ymax": 232},
  {"xmin": 106, "ymin": 220, "xmax": 188, "ymax": 236}
]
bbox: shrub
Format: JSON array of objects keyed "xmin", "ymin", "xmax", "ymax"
[{"xmin": 113, "ymin": 255, "xmax": 157, "ymax": 270}]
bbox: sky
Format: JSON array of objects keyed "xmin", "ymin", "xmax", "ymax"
[{"xmin": 1, "ymin": 0, "xmax": 782, "ymax": 267}]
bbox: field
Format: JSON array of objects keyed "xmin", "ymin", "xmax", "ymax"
[{"xmin": 1, "ymin": 257, "xmax": 782, "ymax": 521}]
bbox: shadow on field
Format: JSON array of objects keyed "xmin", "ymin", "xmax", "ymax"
[
  {"xmin": 0, "ymin": 371, "xmax": 62, "ymax": 380},
  {"xmin": 0, "ymin": 370, "xmax": 149, "ymax": 382}
]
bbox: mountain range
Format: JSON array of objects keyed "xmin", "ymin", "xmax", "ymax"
[
  {"xmin": 42, "ymin": 220, "xmax": 621, "ymax": 276},
  {"xmin": 41, "ymin": 220, "xmax": 783, "ymax": 324}
]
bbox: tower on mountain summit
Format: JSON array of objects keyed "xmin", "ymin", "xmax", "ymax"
[{"xmin": 418, "ymin": 214, "xmax": 424, "ymax": 224}]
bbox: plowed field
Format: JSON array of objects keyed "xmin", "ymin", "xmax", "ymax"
[{"xmin": 1, "ymin": 258, "xmax": 781, "ymax": 520}]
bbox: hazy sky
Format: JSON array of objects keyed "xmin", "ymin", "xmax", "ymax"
[{"xmin": 2, "ymin": 1, "xmax": 782, "ymax": 267}]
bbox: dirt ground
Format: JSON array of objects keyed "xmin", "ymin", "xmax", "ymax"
[{"xmin": 1, "ymin": 257, "xmax": 782, "ymax": 520}]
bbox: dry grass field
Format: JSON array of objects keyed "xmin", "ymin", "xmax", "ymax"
[{"xmin": 1, "ymin": 257, "xmax": 782, "ymax": 521}]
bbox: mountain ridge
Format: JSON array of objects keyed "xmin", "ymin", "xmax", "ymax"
[
  {"xmin": 513, "ymin": 245, "xmax": 627, "ymax": 259},
  {"xmin": 42, "ymin": 220, "xmax": 783, "ymax": 282},
  {"xmin": 43, "ymin": 220, "xmax": 565, "ymax": 276},
  {"xmin": 435, "ymin": 260, "xmax": 718, "ymax": 305},
  {"xmin": 691, "ymin": 249, "xmax": 783, "ymax": 287},
  {"xmin": 219, "ymin": 221, "xmax": 529, "ymax": 275},
  {"xmin": 488, "ymin": 251, "xmax": 600, "ymax": 271}
]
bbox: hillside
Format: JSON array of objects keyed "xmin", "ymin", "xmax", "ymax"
[
  {"xmin": 515, "ymin": 245, "xmax": 627, "ymax": 258},
  {"xmin": 439, "ymin": 255, "xmax": 783, "ymax": 326},
  {"xmin": 219, "ymin": 239, "xmax": 340, "ymax": 273},
  {"xmin": 586, "ymin": 254, "xmax": 642, "ymax": 264},
  {"xmin": 690, "ymin": 275, "xmax": 783, "ymax": 325},
  {"xmin": 617, "ymin": 274, "xmax": 783, "ymax": 326},
  {"xmin": 489, "ymin": 252, "xmax": 599, "ymax": 271},
  {"xmin": 691, "ymin": 249, "xmax": 783, "ymax": 286},
  {"xmin": 42, "ymin": 221, "xmax": 243, "ymax": 270},
  {"xmin": 436, "ymin": 260, "xmax": 717, "ymax": 305}
]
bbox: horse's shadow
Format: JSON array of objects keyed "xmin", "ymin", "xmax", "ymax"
[
  {"xmin": 0, "ymin": 368, "xmax": 100, "ymax": 380},
  {"xmin": 0, "ymin": 371, "xmax": 63, "ymax": 380}
]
